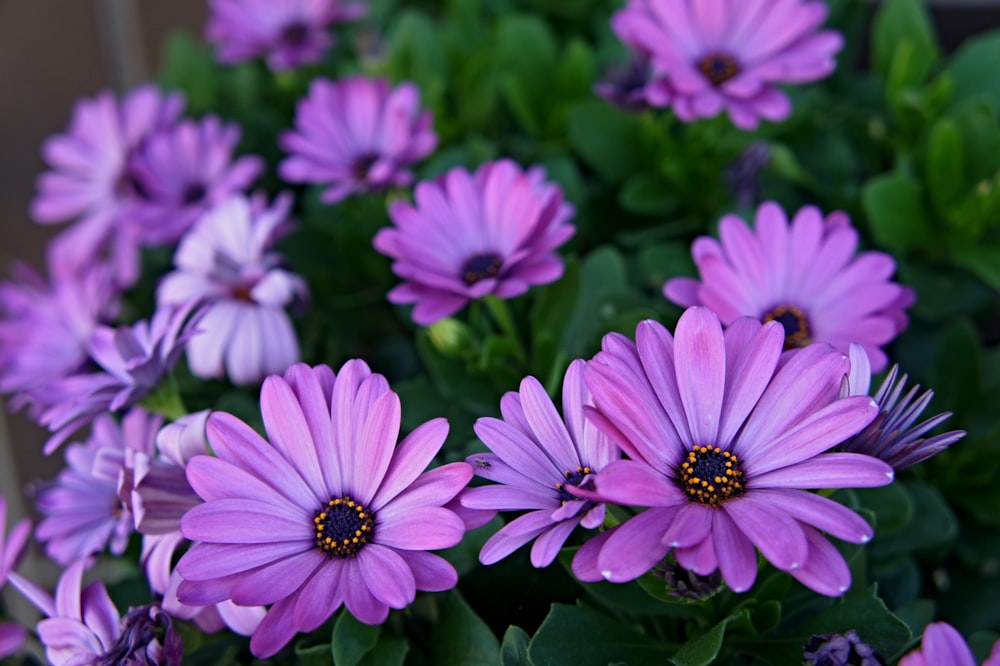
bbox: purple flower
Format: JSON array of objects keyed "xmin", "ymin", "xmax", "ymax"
[
  {"xmin": 461, "ymin": 360, "xmax": 620, "ymax": 567},
  {"xmin": 0, "ymin": 495, "xmax": 31, "ymax": 660},
  {"xmin": 30, "ymin": 85, "xmax": 184, "ymax": 287},
  {"xmin": 35, "ymin": 408, "xmax": 160, "ymax": 565},
  {"xmin": 900, "ymin": 622, "xmax": 1000, "ymax": 666},
  {"xmin": 9, "ymin": 559, "xmax": 182, "ymax": 666},
  {"xmin": 373, "ymin": 159, "xmax": 575, "ymax": 326},
  {"xmin": 0, "ymin": 262, "xmax": 118, "ymax": 409},
  {"xmin": 176, "ymin": 361, "xmax": 472, "ymax": 657},
  {"xmin": 803, "ymin": 630, "xmax": 886, "ymax": 666},
  {"xmin": 126, "ymin": 116, "xmax": 263, "ymax": 245},
  {"xmin": 594, "ymin": 57, "xmax": 654, "ymax": 111},
  {"xmin": 279, "ymin": 76, "xmax": 437, "ymax": 203},
  {"xmin": 664, "ymin": 202, "xmax": 914, "ymax": 372},
  {"xmin": 157, "ymin": 194, "xmax": 307, "ymax": 385},
  {"xmin": 573, "ymin": 307, "xmax": 892, "ymax": 596},
  {"xmin": 610, "ymin": 0, "xmax": 843, "ymax": 129},
  {"xmin": 206, "ymin": 0, "xmax": 367, "ymax": 71},
  {"xmin": 31, "ymin": 302, "xmax": 202, "ymax": 454}
]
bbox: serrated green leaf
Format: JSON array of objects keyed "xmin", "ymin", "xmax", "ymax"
[{"xmin": 332, "ymin": 612, "xmax": 380, "ymax": 666}]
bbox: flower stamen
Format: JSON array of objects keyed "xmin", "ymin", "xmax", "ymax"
[
  {"xmin": 460, "ymin": 253, "xmax": 503, "ymax": 286},
  {"xmin": 313, "ymin": 495, "xmax": 375, "ymax": 558},
  {"xmin": 762, "ymin": 304, "xmax": 812, "ymax": 350},
  {"xmin": 555, "ymin": 465, "xmax": 591, "ymax": 505},
  {"xmin": 678, "ymin": 446, "xmax": 744, "ymax": 506},
  {"xmin": 697, "ymin": 52, "xmax": 741, "ymax": 87}
]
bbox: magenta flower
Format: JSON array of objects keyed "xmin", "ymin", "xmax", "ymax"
[
  {"xmin": 206, "ymin": 0, "xmax": 366, "ymax": 71},
  {"xmin": 157, "ymin": 194, "xmax": 307, "ymax": 385},
  {"xmin": 0, "ymin": 495, "xmax": 31, "ymax": 660},
  {"xmin": 31, "ymin": 85, "xmax": 184, "ymax": 287},
  {"xmin": 35, "ymin": 408, "xmax": 160, "ymax": 565},
  {"xmin": 900, "ymin": 622, "xmax": 1000, "ymax": 666},
  {"xmin": 664, "ymin": 202, "xmax": 914, "ymax": 372},
  {"xmin": 126, "ymin": 116, "xmax": 263, "ymax": 245},
  {"xmin": 176, "ymin": 361, "xmax": 472, "ymax": 657},
  {"xmin": 574, "ymin": 307, "xmax": 892, "ymax": 596},
  {"xmin": 610, "ymin": 0, "xmax": 844, "ymax": 129},
  {"xmin": 461, "ymin": 360, "xmax": 620, "ymax": 567},
  {"xmin": 279, "ymin": 76, "xmax": 437, "ymax": 203},
  {"xmin": 373, "ymin": 159, "xmax": 575, "ymax": 326}
]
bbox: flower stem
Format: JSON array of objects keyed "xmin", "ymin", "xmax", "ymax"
[
  {"xmin": 141, "ymin": 375, "xmax": 188, "ymax": 421},
  {"xmin": 483, "ymin": 295, "xmax": 527, "ymax": 364}
]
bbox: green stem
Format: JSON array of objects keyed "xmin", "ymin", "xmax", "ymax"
[
  {"xmin": 483, "ymin": 295, "xmax": 527, "ymax": 364},
  {"xmin": 141, "ymin": 374, "xmax": 188, "ymax": 421}
]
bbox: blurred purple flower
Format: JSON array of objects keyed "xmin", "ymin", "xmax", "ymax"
[
  {"xmin": 803, "ymin": 630, "xmax": 886, "ymax": 666},
  {"xmin": 157, "ymin": 194, "xmax": 307, "ymax": 385},
  {"xmin": 373, "ymin": 159, "xmax": 575, "ymax": 326},
  {"xmin": 279, "ymin": 76, "xmax": 437, "ymax": 203},
  {"xmin": 30, "ymin": 85, "xmax": 184, "ymax": 287},
  {"xmin": 176, "ymin": 361, "xmax": 472, "ymax": 657},
  {"xmin": 206, "ymin": 0, "xmax": 366, "ymax": 71},
  {"xmin": 573, "ymin": 308, "xmax": 891, "ymax": 596},
  {"xmin": 725, "ymin": 142, "xmax": 771, "ymax": 209},
  {"xmin": 35, "ymin": 408, "xmax": 160, "ymax": 565},
  {"xmin": 32, "ymin": 303, "xmax": 202, "ymax": 454},
  {"xmin": 664, "ymin": 202, "xmax": 914, "ymax": 372},
  {"xmin": 461, "ymin": 360, "xmax": 620, "ymax": 567},
  {"xmin": 0, "ymin": 495, "xmax": 31, "ymax": 660},
  {"xmin": 900, "ymin": 621, "xmax": 1000, "ymax": 666},
  {"xmin": 610, "ymin": 0, "xmax": 843, "ymax": 129},
  {"xmin": 594, "ymin": 57, "xmax": 654, "ymax": 111}
]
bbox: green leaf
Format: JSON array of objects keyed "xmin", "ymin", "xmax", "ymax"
[
  {"xmin": 295, "ymin": 641, "xmax": 334, "ymax": 666},
  {"xmin": 619, "ymin": 172, "xmax": 679, "ymax": 216},
  {"xmin": 861, "ymin": 173, "xmax": 934, "ymax": 254},
  {"xmin": 561, "ymin": 246, "xmax": 636, "ymax": 358},
  {"xmin": 670, "ymin": 611, "xmax": 747, "ymax": 666},
  {"xmin": 856, "ymin": 483, "xmax": 914, "ymax": 533},
  {"xmin": 500, "ymin": 626, "xmax": 531, "ymax": 666},
  {"xmin": 872, "ymin": 0, "xmax": 939, "ymax": 80},
  {"xmin": 555, "ymin": 39, "xmax": 595, "ymax": 101},
  {"xmin": 528, "ymin": 604, "xmax": 671, "ymax": 665},
  {"xmin": 158, "ymin": 32, "xmax": 218, "ymax": 113},
  {"xmin": 357, "ymin": 636, "xmax": 408, "ymax": 666},
  {"xmin": 929, "ymin": 318, "xmax": 982, "ymax": 421},
  {"xmin": 332, "ymin": 612, "xmax": 381, "ymax": 666},
  {"xmin": 926, "ymin": 117, "xmax": 965, "ymax": 215},
  {"xmin": 942, "ymin": 30, "xmax": 1000, "ymax": 109},
  {"xmin": 868, "ymin": 482, "xmax": 959, "ymax": 559},
  {"xmin": 568, "ymin": 100, "xmax": 642, "ymax": 182},
  {"xmin": 384, "ymin": 10, "xmax": 448, "ymax": 100},
  {"xmin": 432, "ymin": 590, "xmax": 500, "ymax": 666},
  {"xmin": 798, "ymin": 584, "xmax": 912, "ymax": 658}
]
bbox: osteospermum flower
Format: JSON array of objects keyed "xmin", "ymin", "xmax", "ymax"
[
  {"xmin": 35, "ymin": 408, "xmax": 160, "ymax": 565},
  {"xmin": 279, "ymin": 76, "xmax": 437, "ymax": 203},
  {"xmin": 157, "ymin": 194, "xmax": 307, "ymax": 385},
  {"xmin": 664, "ymin": 202, "xmax": 914, "ymax": 372},
  {"xmin": 31, "ymin": 85, "xmax": 184, "ymax": 286},
  {"xmin": 0, "ymin": 495, "xmax": 31, "ymax": 660},
  {"xmin": 900, "ymin": 622, "xmax": 1000, "ymax": 666},
  {"xmin": 206, "ymin": 0, "xmax": 366, "ymax": 71},
  {"xmin": 610, "ymin": 0, "xmax": 843, "ymax": 129},
  {"xmin": 573, "ymin": 307, "xmax": 892, "ymax": 596},
  {"xmin": 803, "ymin": 630, "xmax": 887, "ymax": 666},
  {"xmin": 373, "ymin": 159, "xmax": 575, "ymax": 326},
  {"xmin": 461, "ymin": 360, "xmax": 620, "ymax": 567},
  {"xmin": 176, "ymin": 361, "xmax": 472, "ymax": 657}
]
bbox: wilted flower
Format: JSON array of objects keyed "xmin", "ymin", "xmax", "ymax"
[
  {"xmin": 900, "ymin": 621, "xmax": 1000, "ymax": 666},
  {"xmin": 664, "ymin": 202, "xmax": 914, "ymax": 372},
  {"xmin": 461, "ymin": 360, "xmax": 620, "ymax": 567},
  {"xmin": 0, "ymin": 495, "xmax": 31, "ymax": 660},
  {"xmin": 610, "ymin": 0, "xmax": 843, "ymax": 129},
  {"xmin": 206, "ymin": 0, "xmax": 367, "ymax": 70},
  {"xmin": 176, "ymin": 361, "xmax": 472, "ymax": 657},
  {"xmin": 803, "ymin": 630, "xmax": 887, "ymax": 666},
  {"xmin": 279, "ymin": 76, "xmax": 437, "ymax": 203},
  {"xmin": 157, "ymin": 194, "xmax": 307, "ymax": 385},
  {"xmin": 573, "ymin": 308, "xmax": 892, "ymax": 596},
  {"xmin": 373, "ymin": 159, "xmax": 575, "ymax": 326}
]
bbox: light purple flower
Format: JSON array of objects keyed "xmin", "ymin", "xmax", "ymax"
[
  {"xmin": 0, "ymin": 262, "xmax": 118, "ymax": 409},
  {"xmin": 0, "ymin": 495, "xmax": 31, "ymax": 660},
  {"xmin": 664, "ymin": 202, "xmax": 914, "ymax": 372},
  {"xmin": 610, "ymin": 0, "xmax": 844, "ymax": 129},
  {"xmin": 206, "ymin": 0, "xmax": 367, "ymax": 71},
  {"xmin": 279, "ymin": 76, "xmax": 437, "ymax": 203},
  {"xmin": 35, "ymin": 408, "xmax": 160, "ymax": 565},
  {"xmin": 31, "ymin": 302, "xmax": 202, "ymax": 454},
  {"xmin": 373, "ymin": 159, "xmax": 575, "ymax": 326},
  {"xmin": 900, "ymin": 621, "xmax": 1000, "ymax": 666},
  {"xmin": 573, "ymin": 307, "xmax": 892, "ymax": 596},
  {"xmin": 30, "ymin": 85, "xmax": 184, "ymax": 287},
  {"xmin": 176, "ymin": 361, "xmax": 472, "ymax": 657},
  {"xmin": 157, "ymin": 194, "xmax": 307, "ymax": 385},
  {"xmin": 461, "ymin": 360, "xmax": 620, "ymax": 567},
  {"xmin": 9, "ymin": 559, "xmax": 182, "ymax": 666}
]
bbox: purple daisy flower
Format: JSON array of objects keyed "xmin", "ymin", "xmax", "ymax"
[
  {"xmin": 35, "ymin": 408, "xmax": 160, "ymax": 565},
  {"xmin": 0, "ymin": 262, "xmax": 118, "ymax": 409},
  {"xmin": 574, "ymin": 307, "xmax": 892, "ymax": 596},
  {"xmin": 157, "ymin": 194, "xmax": 307, "ymax": 386},
  {"xmin": 0, "ymin": 495, "xmax": 31, "ymax": 660},
  {"xmin": 373, "ymin": 159, "xmax": 575, "ymax": 326},
  {"xmin": 610, "ymin": 0, "xmax": 844, "ymax": 129},
  {"xmin": 175, "ymin": 361, "xmax": 472, "ymax": 658},
  {"xmin": 206, "ymin": 0, "xmax": 367, "ymax": 71},
  {"xmin": 900, "ymin": 622, "xmax": 1000, "ymax": 666},
  {"xmin": 126, "ymin": 116, "xmax": 264, "ymax": 246},
  {"xmin": 594, "ymin": 57, "xmax": 654, "ymax": 112},
  {"xmin": 9, "ymin": 559, "xmax": 182, "ymax": 666},
  {"xmin": 31, "ymin": 85, "xmax": 184, "ymax": 287},
  {"xmin": 461, "ymin": 360, "xmax": 620, "ymax": 567},
  {"xmin": 664, "ymin": 202, "xmax": 914, "ymax": 372},
  {"xmin": 279, "ymin": 76, "xmax": 437, "ymax": 203},
  {"xmin": 31, "ymin": 302, "xmax": 202, "ymax": 454}
]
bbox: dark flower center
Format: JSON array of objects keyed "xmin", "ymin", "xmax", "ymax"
[
  {"xmin": 314, "ymin": 496, "xmax": 376, "ymax": 558},
  {"xmin": 460, "ymin": 252, "xmax": 503, "ymax": 286},
  {"xmin": 281, "ymin": 22, "xmax": 311, "ymax": 47},
  {"xmin": 116, "ymin": 169, "xmax": 150, "ymax": 200},
  {"xmin": 762, "ymin": 304, "xmax": 812, "ymax": 350},
  {"xmin": 678, "ymin": 446, "xmax": 744, "ymax": 506},
  {"xmin": 181, "ymin": 182, "xmax": 207, "ymax": 206},
  {"xmin": 231, "ymin": 284, "xmax": 254, "ymax": 302},
  {"xmin": 352, "ymin": 152, "xmax": 379, "ymax": 182},
  {"xmin": 555, "ymin": 466, "xmax": 591, "ymax": 504},
  {"xmin": 696, "ymin": 52, "xmax": 741, "ymax": 87}
]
